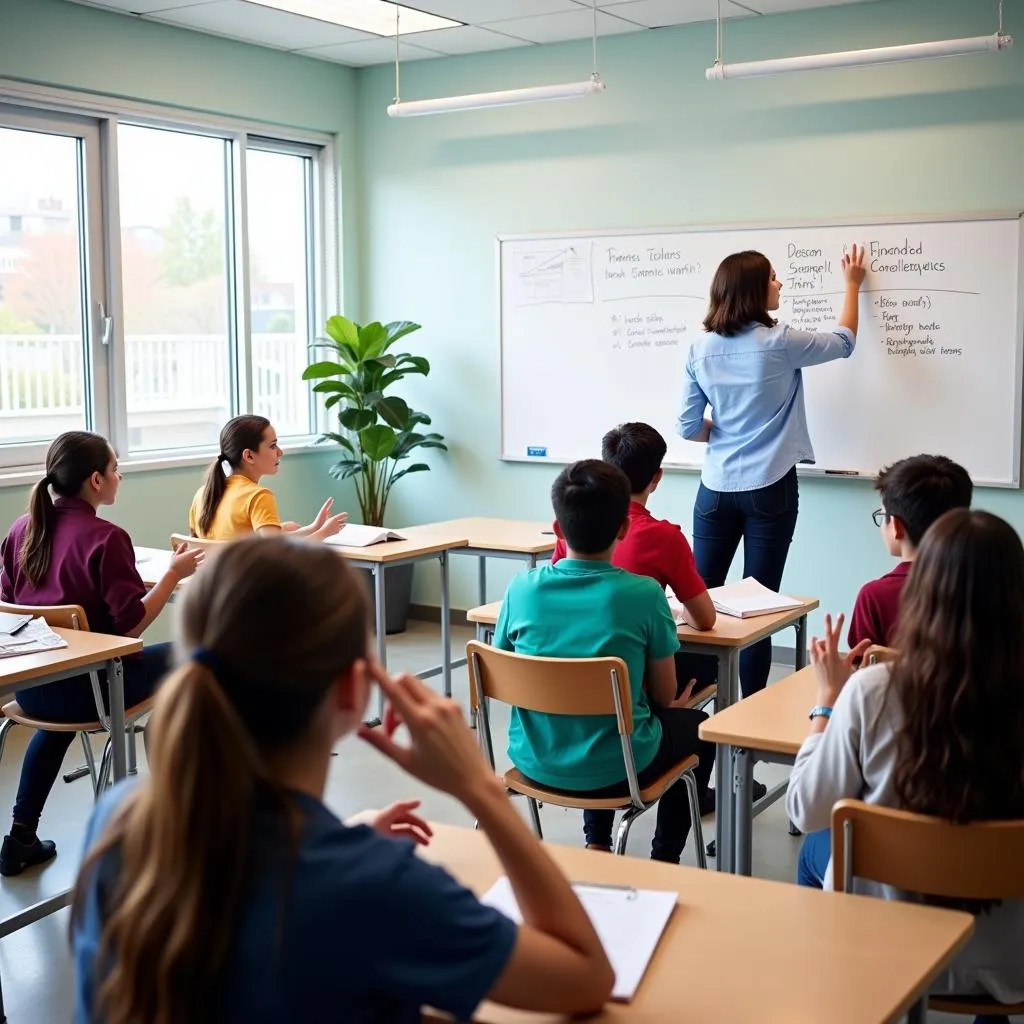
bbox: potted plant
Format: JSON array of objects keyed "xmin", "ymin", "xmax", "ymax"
[{"xmin": 303, "ymin": 315, "xmax": 447, "ymax": 633}]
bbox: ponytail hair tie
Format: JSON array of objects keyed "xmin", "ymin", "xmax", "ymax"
[
  {"xmin": 193, "ymin": 646, "xmax": 231, "ymax": 683},
  {"xmin": 41, "ymin": 473, "xmax": 52, "ymax": 486}
]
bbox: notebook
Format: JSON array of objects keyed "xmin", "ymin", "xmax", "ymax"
[
  {"xmin": 706, "ymin": 577, "xmax": 803, "ymax": 619},
  {"xmin": 481, "ymin": 875, "xmax": 677, "ymax": 1002},
  {"xmin": 324, "ymin": 525, "xmax": 406, "ymax": 548},
  {"xmin": 0, "ymin": 612, "xmax": 32, "ymax": 636},
  {"xmin": 0, "ymin": 617, "xmax": 68, "ymax": 658}
]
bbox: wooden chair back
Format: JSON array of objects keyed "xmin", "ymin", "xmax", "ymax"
[
  {"xmin": 864, "ymin": 644, "xmax": 898, "ymax": 665},
  {"xmin": 832, "ymin": 799, "xmax": 1024, "ymax": 900},
  {"xmin": 466, "ymin": 640, "xmax": 633, "ymax": 734},
  {"xmin": 170, "ymin": 532, "xmax": 225, "ymax": 553},
  {"xmin": 0, "ymin": 601, "xmax": 90, "ymax": 631}
]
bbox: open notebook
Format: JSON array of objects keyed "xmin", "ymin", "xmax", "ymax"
[
  {"xmin": 481, "ymin": 876, "xmax": 677, "ymax": 1002},
  {"xmin": 0, "ymin": 617, "xmax": 68, "ymax": 659},
  {"xmin": 706, "ymin": 577, "xmax": 802, "ymax": 619},
  {"xmin": 324, "ymin": 525, "xmax": 406, "ymax": 548}
]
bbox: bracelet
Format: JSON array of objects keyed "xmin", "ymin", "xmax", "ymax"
[{"xmin": 808, "ymin": 705, "xmax": 833, "ymax": 721}]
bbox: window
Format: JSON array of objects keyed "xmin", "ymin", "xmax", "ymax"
[{"xmin": 0, "ymin": 90, "xmax": 333, "ymax": 472}]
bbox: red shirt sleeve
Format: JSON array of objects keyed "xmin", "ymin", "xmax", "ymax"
[
  {"xmin": 551, "ymin": 537, "xmax": 567, "ymax": 565},
  {"xmin": 664, "ymin": 526, "xmax": 706, "ymax": 602},
  {"xmin": 98, "ymin": 528, "xmax": 147, "ymax": 635},
  {"xmin": 847, "ymin": 584, "xmax": 882, "ymax": 648}
]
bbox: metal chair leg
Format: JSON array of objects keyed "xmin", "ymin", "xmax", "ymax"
[
  {"xmin": 0, "ymin": 718, "xmax": 15, "ymax": 764},
  {"xmin": 127, "ymin": 722, "xmax": 138, "ymax": 776},
  {"xmin": 614, "ymin": 808, "xmax": 641, "ymax": 855},
  {"xmin": 95, "ymin": 739, "xmax": 113, "ymax": 796},
  {"xmin": 683, "ymin": 770, "xmax": 708, "ymax": 869},
  {"xmin": 80, "ymin": 732, "xmax": 98, "ymax": 789},
  {"xmin": 526, "ymin": 797, "xmax": 543, "ymax": 839}
]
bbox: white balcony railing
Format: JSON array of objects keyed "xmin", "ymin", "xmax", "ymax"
[{"xmin": 0, "ymin": 333, "xmax": 312, "ymax": 442}]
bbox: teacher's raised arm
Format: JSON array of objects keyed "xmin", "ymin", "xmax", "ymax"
[{"xmin": 677, "ymin": 245, "xmax": 866, "ymax": 706}]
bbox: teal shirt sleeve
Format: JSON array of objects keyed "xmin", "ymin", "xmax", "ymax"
[
  {"xmin": 493, "ymin": 589, "xmax": 513, "ymax": 651},
  {"xmin": 646, "ymin": 583, "xmax": 681, "ymax": 661}
]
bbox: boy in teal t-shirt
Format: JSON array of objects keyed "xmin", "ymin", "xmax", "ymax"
[{"xmin": 494, "ymin": 459, "xmax": 715, "ymax": 863}]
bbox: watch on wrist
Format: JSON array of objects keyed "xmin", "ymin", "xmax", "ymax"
[{"xmin": 808, "ymin": 705, "xmax": 833, "ymax": 721}]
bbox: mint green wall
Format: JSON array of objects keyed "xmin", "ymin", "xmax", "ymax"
[{"xmin": 356, "ymin": 0, "xmax": 1024, "ymax": 626}]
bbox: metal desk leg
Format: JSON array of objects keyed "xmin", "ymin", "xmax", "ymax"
[
  {"xmin": 528, "ymin": 554, "xmax": 537, "ymax": 569},
  {"xmin": 795, "ymin": 615, "xmax": 809, "ymax": 670},
  {"xmin": 906, "ymin": 996, "xmax": 928, "ymax": 1024},
  {"xmin": 478, "ymin": 556, "xmax": 487, "ymax": 606},
  {"xmin": 440, "ymin": 551, "xmax": 452, "ymax": 698},
  {"xmin": 107, "ymin": 657, "xmax": 127, "ymax": 782},
  {"xmin": 734, "ymin": 747, "xmax": 754, "ymax": 876},
  {"xmin": 713, "ymin": 649, "xmax": 740, "ymax": 873},
  {"xmin": 374, "ymin": 566, "xmax": 388, "ymax": 720}
]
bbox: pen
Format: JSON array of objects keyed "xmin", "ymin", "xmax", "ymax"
[{"xmin": 824, "ymin": 470, "xmax": 859, "ymax": 477}]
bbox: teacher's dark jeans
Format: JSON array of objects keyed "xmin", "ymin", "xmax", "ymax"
[
  {"xmin": 692, "ymin": 467, "xmax": 799, "ymax": 698},
  {"xmin": 12, "ymin": 644, "xmax": 171, "ymax": 832}
]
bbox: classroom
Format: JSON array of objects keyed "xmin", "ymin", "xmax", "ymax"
[{"xmin": 0, "ymin": 0, "xmax": 1022, "ymax": 1020}]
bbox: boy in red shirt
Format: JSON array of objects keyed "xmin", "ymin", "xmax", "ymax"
[{"xmin": 848, "ymin": 454, "xmax": 972, "ymax": 648}]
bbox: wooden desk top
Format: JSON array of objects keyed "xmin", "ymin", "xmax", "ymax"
[
  {"xmin": 426, "ymin": 518, "xmax": 556, "ymax": 555},
  {"xmin": 327, "ymin": 525, "xmax": 469, "ymax": 563},
  {"xmin": 420, "ymin": 823, "xmax": 973, "ymax": 1024},
  {"xmin": 699, "ymin": 664, "xmax": 818, "ymax": 756},
  {"xmin": 0, "ymin": 629, "xmax": 143, "ymax": 690},
  {"xmin": 467, "ymin": 597, "xmax": 819, "ymax": 649}
]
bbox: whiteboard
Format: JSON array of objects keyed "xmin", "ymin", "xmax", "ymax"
[{"xmin": 499, "ymin": 214, "xmax": 1024, "ymax": 486}]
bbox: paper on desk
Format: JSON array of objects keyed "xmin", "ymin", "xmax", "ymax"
[
  {"xmin": 481, "ymin": 875, "xmax": 676, "ymax": 1002},
  {"xmin": 0, "ymin": 618, "xmax": 68, "ymax": 658},
  {"xmin": 706, "ymin": 578, "xmax": 802, "ymax": 619}
]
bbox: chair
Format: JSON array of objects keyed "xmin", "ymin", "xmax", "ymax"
[
  {"xmin": 170, "ymin": 532, "xmax": 226, "ymax": 553},
  {"xmin": 832, "ymin": 799, "xmax": 1024, "ymax": 1021},
  {"xmin": 467, "ymin": 640, "xmax": 707, "ymax": 866},
  {"xmin": 0, "ymin": 602, "xmax": 153, "ymax": 796}
]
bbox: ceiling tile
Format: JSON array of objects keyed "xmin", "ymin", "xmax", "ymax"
[
  {"xmin": 297, "ymin": 36, "xmax": 444, "ymax": 64},
  {"xmin": 484, "ymin": 9, "xmax": 643, "ymax": 44},
  {"xmin": 402, "ymin": 0, "xmax": 580, "ymax": 22},
  {"xmin": 403, "ymin": 25, "xmax": 533, "ymax": 55},
  {"xmin": 738, "ymin": 0, "xmax": 880, "ymax": 12},
  {"xmin": 150, "ymin": 0, "xmax": 376, "ymax": 48},
  {"xmin": 600, "ymin": 0, "xmax": 754, "ymax": 27},
  {"xmin": 73, "ymin": 0, "xmax": 220, "ymax": 13}
]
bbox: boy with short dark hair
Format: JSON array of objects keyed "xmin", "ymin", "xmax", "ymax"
[
  {"xmin": 494, "ymin": 459, "xmax": 714, "ymax": 863},
  {"xmin": 849, "ymin": 454, "xmax": 973, "ymax": 648}
]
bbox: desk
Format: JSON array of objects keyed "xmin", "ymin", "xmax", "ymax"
[
  {"xmin": 700, "ymin": 665, "xmax": 816, "ymax": 877},
  {"xmin": 419, "ymin": 822, "xmax": 973, "ymax": 1024},
  {"xmin": 423, "ymin": 518, "xmax": 555, "ymax": 604},
  {"xmin": 465, "ymin": 597, "xmax": 819, "ymax": 873},
  {"xmin": 327, "ymin": 527, "xmax": 468, "ymax": 716},
  {"xmin": 0, "ymin": 628, "xmax": 142, "ymax": 1021}
]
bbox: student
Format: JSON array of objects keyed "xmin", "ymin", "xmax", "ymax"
[
  {"xmin": 848, "ymin": 454, "xmax": 972, "ymax": 648},
  {"xmin": 678, "ymin": 245, "xmax": 866, "ymax": 698},
  {"xmin": 495, "ymin": 459, "xmax": 715, "ymax": 861},
  {"xmin": 787, "ymin": 511, "xmax": 1024, "ymax": 1020},
  {"xmin": 71, "ymin": 537, "xmax": 613, "ymax": 1024},
  {"xmin": 0, "ymin": 431, "xmax": 201, "ymax": 876},
  {"xmin": 188, "ymin": 415, "xmax": 347, "ymax": 541}
]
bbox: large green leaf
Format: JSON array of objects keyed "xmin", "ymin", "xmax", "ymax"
[
  {"xmin": 312, "ymin": 380, "xmax": 356, "ymax": 396},
  {"xmin": 324, "ymin": 394, "xmax": 344, "ymax": 411},
  {"xmin": 358, "ymin": 321, "xmax": 389, "ymax": 360},
  {"xmin": 329, "ymin": 459, "xmax": 364, "ymax": 481},
  {"xmin": 374, "ymin": 395, "xmax": 410, "ymax": 429},
  {"xmin": 366, "ymin": 354, "xmax": 398, "ymax": 370},
  {"xmin": 359, "ymin": 424, "xmax": 397, "ymax": 461},
  {"xmin": 396, "ymin": 354, "xmax": 430, "ymax": 375},
  {"xmin": 303, "ymin": 361, "xmax": 348, "ymax": 380},
  {"xmin": 390, "ymin": 463, "xmax": 430, "ymax": 485},
  {"xmin": 325, "ymin": 315, "xmax": 359, "ymax": 349},
  {"xmin": 384, "ymin": 321, "xmax": 421, "ymax": 349},
  {"xmin": 318, "ymin": 431, "xmax": 354, "ymax": 453},
  {"xmin": 339, "ymin": 407, "xmax": 375, "ymax": 431}
]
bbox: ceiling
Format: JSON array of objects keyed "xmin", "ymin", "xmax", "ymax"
[{"xmin": 65, "ymin": 0, "xmax": 886, "ymax": 66}]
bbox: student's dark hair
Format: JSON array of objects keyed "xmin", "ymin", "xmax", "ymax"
[
  {"xmin": 551, "ymin": 459, "xmax": 631, "ymax": 555},
  {"xmin": 702, "ymin": 251, "xmax": 777, "ymax": 337},
  {"xmin": 20, "ymin": 431, "xmax": 113, "ymax": 586},
  {"xmin": 889, "ymin": 510, "xmax": 1024, "ymax": 909},
  {"xmin": 601, "ymin": 422, "xmax": 667, "ymax": 494},
  {"xmin": 196, "ymin": 415, "xmax": 271, "ymax": 537},
  {"xmin": 875, "ymin": 454, "xmax": 972, "ymax": 546},
  {"xmin": 71, "ymin": 535, "xmax": 370, "ymax": 1024}
]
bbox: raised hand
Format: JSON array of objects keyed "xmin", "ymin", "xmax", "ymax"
[
  {"xmin": 841, "ymin": 243, "xmax": 867, "ymax": 287},
  {"xmin": 809, "ymin": 612, "xmax": 871, "ymax": 707}
]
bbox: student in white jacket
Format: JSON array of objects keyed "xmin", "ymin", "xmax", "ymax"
[{"xmin": 787, "ymin": 509, "xmax": 1024, "ymax": 1023}]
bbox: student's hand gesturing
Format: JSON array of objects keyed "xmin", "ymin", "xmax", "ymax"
[
  {"xmin": 810, "ymin": 613, "xmax": 871, "ymax": 707},
  {"xmin": 370, "ymin": 799, "xmax": 433, "ymax": 846}
]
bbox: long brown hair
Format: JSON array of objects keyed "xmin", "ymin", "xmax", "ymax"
[
  {"xmin": 703, "ymin": 250, "xmax": 777, "ymax": 337},
  {"xmin": 891, "ymin": 509, "xmax": 1024, "ymax": 824},
  {"xmin": 196, "ymin": 415, "xmax": 271, "ymax": 537},
  {"xmin": 72, "ymin": 536, "xmax": 370, "ymax": 1024},
  {"xmin": 20, "ymin": 431, "xmax": 112, "ymax": 586}
]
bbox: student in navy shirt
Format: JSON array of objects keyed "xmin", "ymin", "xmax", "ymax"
[
  {"xmin": 71, "ymin": 536, "xmax": 612, "ymax": 1024},
  {"xmin": 0, "ymin": 431, "xmax": 201, "ymax": 876}
]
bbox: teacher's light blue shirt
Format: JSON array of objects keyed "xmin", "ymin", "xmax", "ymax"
[{"xmin": 678, "ymin": 322, "xmax": 855, "ymax": 492}]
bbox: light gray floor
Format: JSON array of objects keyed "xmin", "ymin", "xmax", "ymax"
[{"xmin": 0, "ymin": 622, "xmax": 999, "ymax": 1022}]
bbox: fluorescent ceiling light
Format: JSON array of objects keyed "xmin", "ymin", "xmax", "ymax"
[
  {"xmin": 387, "ymin": 76, "xmax": 606, "ymax": 117},
  {"xmin": 706, "ymin": 32, "xmax": 1012, "ymax": 81},
  {"xmin": 243, "ymin": 0, "xmax": 461, "ymax": 35}
]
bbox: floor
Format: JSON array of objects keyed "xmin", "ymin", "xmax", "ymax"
[{"xmin": 0, "ymin": 621, "xmax": 1004, "ymax": 1022}]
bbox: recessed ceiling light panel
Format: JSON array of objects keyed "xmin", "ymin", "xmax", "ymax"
[{"xmin": 244, "ymin": 0, "xmax": 461, "ymax": 36}]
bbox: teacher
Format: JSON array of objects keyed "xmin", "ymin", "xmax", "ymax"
[{"xmin": 677, "ymin": 245, "xmax": 866, "ymax": 699}]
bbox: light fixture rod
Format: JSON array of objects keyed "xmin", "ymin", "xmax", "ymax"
[
  {"xmin": 387, "ymin": 74, "xmax": 605, "ymax": 117},
  {"xmin": 706, "ymin": 31, "xmax": 1011, "ymax": 81}
]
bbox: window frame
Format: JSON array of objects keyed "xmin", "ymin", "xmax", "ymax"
[{"xmin": 0, "ymin": 79, "xmax": 340, "ymax": 480}]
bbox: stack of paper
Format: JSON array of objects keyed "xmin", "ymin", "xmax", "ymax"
[
  {"xmin": 708, "ymin": 577, "xmax": 802, "ymax": 619},
  {"xmin": 0, "ymin": 618, "xmax": 68, "ymax": 659},
  {"xmin": 481, "ymin": 875, "xmax": 677, "ymax": 1002},
  {"xmin": 324, "ymin": 525, "xmax": 406, "ymax": 548}
]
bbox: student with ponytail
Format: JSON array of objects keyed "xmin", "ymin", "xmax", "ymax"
[
  {"xmin": 0, "ymin": 432, "xmax": 201, "ymax": 876},
  {"xmin": 72, "ymin": 536, "xmax": 613, "ymax": 1024},
  {"xmin": 189, "ymin": 414, "xmax": 348, "ymax": 541}
]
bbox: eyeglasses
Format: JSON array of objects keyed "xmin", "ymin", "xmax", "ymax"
[{"xmin": 871, "ymin": 508, "xmax": 891, "ymax": 528}]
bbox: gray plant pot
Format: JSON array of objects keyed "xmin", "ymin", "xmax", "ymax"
[{"xmin": 358, "ymin": 562, "xmax": 415, "ymax": 635}]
